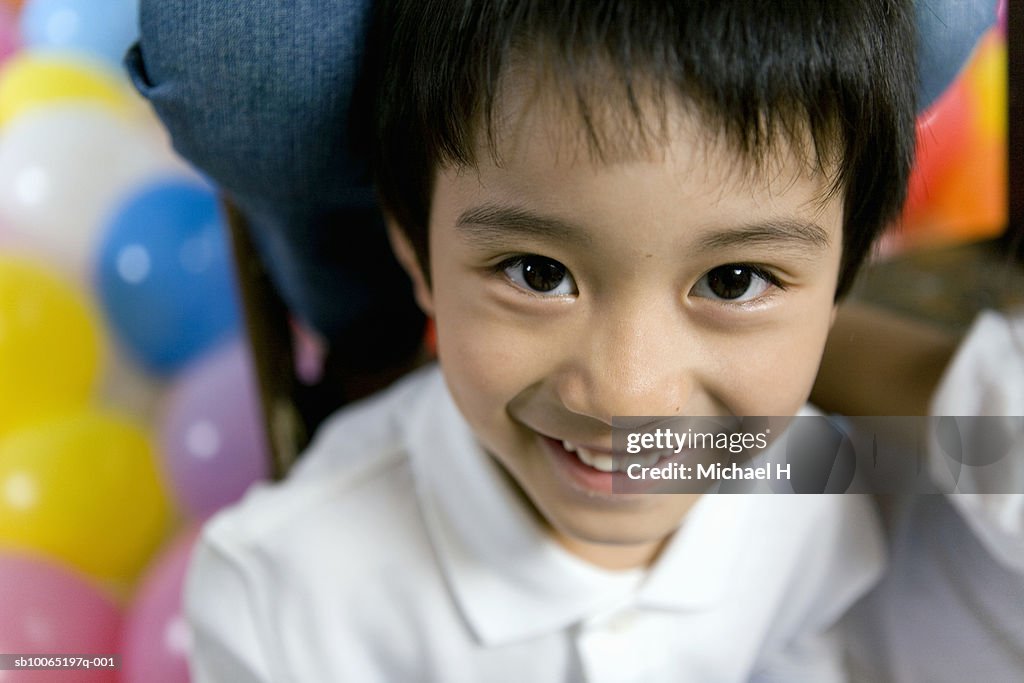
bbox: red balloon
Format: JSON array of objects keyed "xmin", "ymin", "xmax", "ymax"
[{"xmin": 902, "ymin": 75, "xmax": 974, "ymax": 240}]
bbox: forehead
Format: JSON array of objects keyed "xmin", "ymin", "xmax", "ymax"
[
  {"xmin": 462, "ymin": 60, "xmax": 839, "ymax": 210},
  {"xmin": 445, "ymin": 62, "xmax": 840, "ymax": 229}
]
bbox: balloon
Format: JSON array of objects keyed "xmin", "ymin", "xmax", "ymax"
[
  {"xmin": 0, "ymin": 257, "xmax": 103, "ymax": 436},
  {"xmin": 0, "ymin": 410, "xmax": 172, "ymax": 584},
  {"xmin": 938, "ymin": 29, "xmax": 1007, "ymax": 239},
  {"xmin": 159, "ymin": 339, "xmax": 270, "ymax": 519},
  {"xmin": 0, "ymin": 106, "xmax": 185, "ymax": 273},
  {"xmin": 0, "ymin": 551, "xmax": 121, "ymax": 683},
  {"xmin": 0, "ymin": 3, "xmax": 19, "ymax": 64},
  {"xmin": 121, "ymin": 526, "xmax": 200, "ymax": 683},
  {"xmin": 0, "ymin": 52, "xmax": 139, "ymax": 127},
  {"xmin": 21, "ymin": 0, "xmax": 139, "ymax": 69},
  {"xmin": 901, "ymin": 28, "xmax": 1006, "ymax": 247},
  {"xmin": 94, "ymin": 181, "xmax": 242, "ymax": 375},
  {"xmin": 965, "ymin": 29, "xmax": 1007, "ymax": 142},
  {"xmin": 903, "ymin": 76, "xmax": 973, "ymax": 235},
  {"xmin": 291, "ymin": 317, "xmax": 326, "ymax": 384}
]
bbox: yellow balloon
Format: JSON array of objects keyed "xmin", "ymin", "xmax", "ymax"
[
  {"xmin": 0, "ymin": 411, "xmax": 173, "ymax": 584},
  {"xmin": 0, "ymin": 257, "xmax": 104, "ymax": 436},
  {"xmin": 965, "ymin": 31, "xmax": 1007, "ymax": 143},
  {"xmin": 0, "ymin": 53, "xmax": 140, "ymax": 128}
]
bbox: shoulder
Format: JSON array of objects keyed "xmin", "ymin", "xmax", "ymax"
[
  {"xmin": 185, "ymin": 366, "xmax": 457, "ymax": 681},
  {"xmin": 193, "ymin": 364, "xmax": 448, "ymax": 589},
  {"xmin": 292, "ymin": 363, "xmax": 446, "ymax": 481},
  {"xmin": 732, "ymin": 493, "xmax": 885, "ymax": 609}
]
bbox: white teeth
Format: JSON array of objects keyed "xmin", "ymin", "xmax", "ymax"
[
  {"xmin": 561, "ymin": 439, "xmax": 666, "ymax": 473},
  {"xmin": 575, "ymin": 446, "xmax": 596, "ymax": 467},
  {"xmin": 575, "ymin": 446, "xmax": 614, "ymax": 472},
  {"xmin": 639, "ymin": 453, "xmax": 659, "ymax": 467}
]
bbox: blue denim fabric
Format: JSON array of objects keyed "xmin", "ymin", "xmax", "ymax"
[
  {"xmin": 125, "ymin": 0, "xmax": 996, "ymax": 347},
  {"xmin": 917, "ymin": 0, "xmax": 999, "ymax": 110},
  {"xmin": 125, "ymin": 0, "xmax": 424, "ymax": 368}
]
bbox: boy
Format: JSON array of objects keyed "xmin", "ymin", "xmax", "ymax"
[{"xmin": 184, "ymin": 1, "xmax": 916, "ymax": 680}]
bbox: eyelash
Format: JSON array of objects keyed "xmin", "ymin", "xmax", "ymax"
[
  {"xmin": 691, "ymin": 264, "xmax": 787, "ymax": 304},
  {"xmin": 493, "ymin": 254, "xmax": 577, "ymax": 297},
  {"xmin": 492, "ymin": 255, "xmax": 787, "ymax": 302},
  {"xmin": 720, "ymin": 264, "xmax": 785, "ymax": 290}
]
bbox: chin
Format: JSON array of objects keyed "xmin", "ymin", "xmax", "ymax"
[{"xmin": 549, "ymin": 506, "xmax": 684, "ymax": 547}]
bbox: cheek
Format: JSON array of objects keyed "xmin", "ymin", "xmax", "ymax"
[
  {"xmin": 707, "ymin": 304, "xmax": 834, "ymax": 416},
  {"xmin": 430, "ymin": 283, "xmax": 548, "ymax": 445}
]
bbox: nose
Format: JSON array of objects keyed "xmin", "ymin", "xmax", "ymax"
[{"xmin": 555, "ymin": 303, "xmax": 693, "ymax": 423}]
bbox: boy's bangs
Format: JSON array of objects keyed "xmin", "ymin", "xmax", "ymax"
[
  {"xmin": 462, "ymin": 49, "xmax": 846, "ymax": 205},
  {"xmin": 369, "ymin": 0, "xmax": 916, "ymax": 296}
]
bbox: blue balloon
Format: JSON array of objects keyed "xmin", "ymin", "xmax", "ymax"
[
  {"xmin": 21, "ymin": 0, "xmax": 140, "ymax": 69},
  {"xmin": 95, "ymin": 181, "xmax": 241, "ymax": 375}
]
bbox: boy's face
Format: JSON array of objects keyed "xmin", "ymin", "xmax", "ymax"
[{"xmin": 393, "ymin": 81, "xmax": 844, "ymax": 567}]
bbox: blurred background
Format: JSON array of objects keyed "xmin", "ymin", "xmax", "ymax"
[
  {"xmin": 0, "ymin": 0, "xmax": 1010, "ymax": 682},
  {"xmin": 0, "ymin": 1, "xmax": 267, "ymax": 681}
]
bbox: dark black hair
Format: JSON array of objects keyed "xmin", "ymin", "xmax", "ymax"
[{"xmin": 361, "ymin": 0, "xmax": 918, "ymax": 297}]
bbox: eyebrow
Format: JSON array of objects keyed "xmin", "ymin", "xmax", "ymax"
[
  {"xmin": 456, "ymin": 204, "xmax": 593, "ymax": 247},
  {"xmin": 694, "ymin": 219, "xmax": 832, "ymax": 253},
  {"xmin": 455, "ymin": 204, "xmax": 830, "ymax": 253}
]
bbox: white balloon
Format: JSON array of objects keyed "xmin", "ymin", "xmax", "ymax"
[{"xmin": 0, "ymin": 105, "xmax": 198, "ymax": 276}]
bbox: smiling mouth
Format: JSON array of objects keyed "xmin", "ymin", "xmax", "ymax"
[{"xmin": 560, "ymin": 439, "xmax": 666, "ymax": 473}]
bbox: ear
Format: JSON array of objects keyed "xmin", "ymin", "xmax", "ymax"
[{"xmin": 386, "ymin": 220, "xmax": 435, "ymax": 317}]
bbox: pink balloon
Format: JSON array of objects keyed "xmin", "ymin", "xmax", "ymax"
[
  {"xmin": 290, "ymin": 317, "xmax": 326, "ymax": 384},
  {"xmin": 159, "ymin": 337, "xmax": 270, "ymax": 519},
  {"xmin": 0, "ymin": 551, "xmax": 121, "ymax": 682},
  {"xmin": 0, "ymin": 5, "xmax": 19, "ymax": 64},
  {"xmin": 121, "ymin": 526, "xmax": 200, "ymax": 683}
]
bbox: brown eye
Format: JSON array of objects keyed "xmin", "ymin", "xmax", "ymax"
[
  {"xmin": 706, "ymin": 266, "xmax": 752, "ymax": 299},
  {"xmin": 522, "ymin": 257, "xmax": 566, "ymax": 291},
  {"xmin": 691, "ymin": 264, "xmax": 774, "ymax": 302},
  {"xmin": 502, "ymin": 255, "xmax": 577, "ymax": 295}
]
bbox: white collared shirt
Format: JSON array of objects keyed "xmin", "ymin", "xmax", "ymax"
[
  {"xmin": 844, "ymin": 311, "xmax": 1024, "ymax": 682},
  {"xmin": 185, "ymin": 366, "xmax": 884, "ymax": 682}
]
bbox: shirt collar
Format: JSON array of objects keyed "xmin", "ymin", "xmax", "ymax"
[
  {"xmin": 635, "ymin": 494, "xmax": 751, "ymax": 610},
  {"xmin": 403, "ymin": 369, "xmax": 753, "ymax": 646}
]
